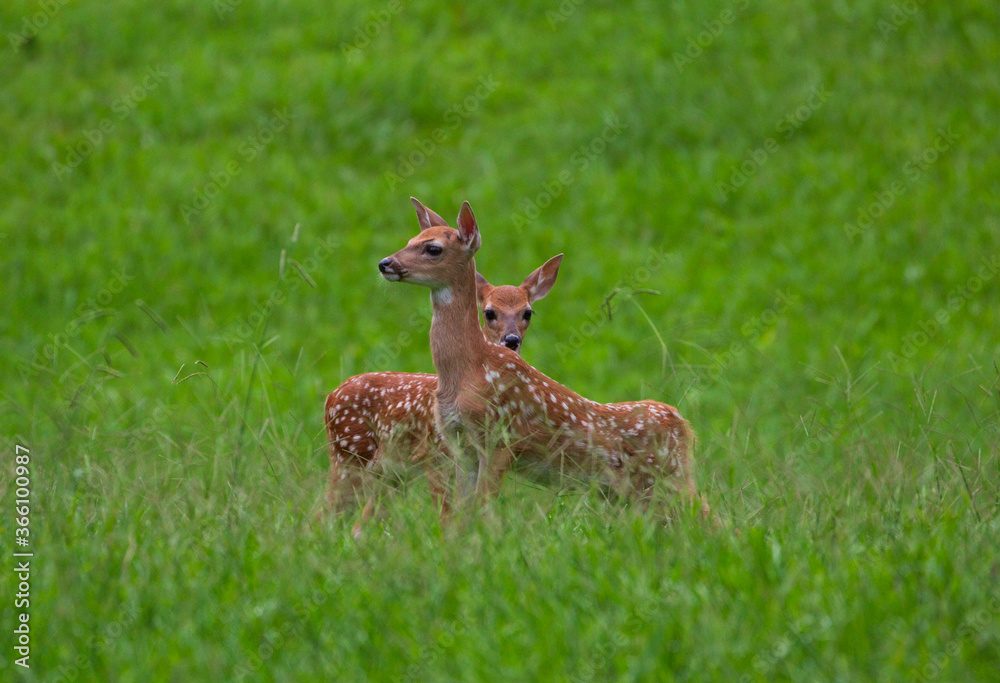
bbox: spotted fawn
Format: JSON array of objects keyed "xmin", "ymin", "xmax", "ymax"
[
  {"xmin": 378, "ymin": 199, "xmax": 706, "ymax": 517},
  {"xmin": 325, "ymin": 199, "xmax": 563, "ymax": 535}
]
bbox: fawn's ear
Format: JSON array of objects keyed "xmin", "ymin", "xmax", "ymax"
[
  {"xmin": 475, "ymin": 272, "xmax": 494, "ymax": 306},
  {"xmin": 520, "ymin": 253, "xmax": 563, "ymax": 302},
  {"xmin": 410, "ymin": 197, "xmax": 450, "ymax": 231},
  {"xmin": 457, "ymin": 201, "xmax": 481, "ymax": 254}
]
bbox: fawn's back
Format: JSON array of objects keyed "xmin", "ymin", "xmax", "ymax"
[{"xmin": 458, "ymin": 345, "xmax": 695, "ymax": 499}]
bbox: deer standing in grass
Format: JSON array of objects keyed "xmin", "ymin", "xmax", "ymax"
[
  {"xmin": 378, "ymin": 199, "xmax": 705, "ymax": 516},
  {"xmin": 325, "ymin": 200, "xmax": 563, "ymax": 534}
]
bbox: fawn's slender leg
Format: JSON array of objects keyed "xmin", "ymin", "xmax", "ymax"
[
  {"xmin": 326, "ymin": 455, "xmax": 369, "ymax": 516},
  {"xmin": 352, "ymin": 497, "xmax": 377, "ymax": 539},
  {"xmin": 478, "ymin": 446, "xmax": 514, "ymax": 503}
]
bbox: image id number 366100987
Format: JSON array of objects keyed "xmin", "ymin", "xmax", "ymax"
[{"xmin": 13, "ymin": 443, "xmax": 32, "ymax": 669}]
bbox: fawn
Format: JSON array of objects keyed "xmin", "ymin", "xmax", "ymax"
[
  {"xmin": 325, "ymin": 199, "xmax": 562, "ymax": 533},
  {"xmin": 378, "ymin": 199, "xmax": 705, "ymax": 516}
]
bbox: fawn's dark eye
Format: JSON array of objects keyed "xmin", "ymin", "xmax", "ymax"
[
  {"xmin": 523, "ymin": 310, "xmax": 533, "ymax": 322},
  {"xmin": 424, "ymin": 243, "xmax": 443, "ymax": 256},
  {"xmin": 484, "ymin": 309, "xmax": 497, "ymax": 322}
]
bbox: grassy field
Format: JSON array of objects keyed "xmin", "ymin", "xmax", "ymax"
[{"xmin": 2, "ymin": 0, "xmax": 999, "ymax": 680}]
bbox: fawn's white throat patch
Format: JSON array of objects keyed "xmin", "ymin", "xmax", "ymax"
[{"xmin": 431, "ymin": 287, "xmax": 453, "ymax": 305}]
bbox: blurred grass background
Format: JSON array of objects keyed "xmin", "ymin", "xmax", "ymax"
[{"xmin": 1, "ymin": 0, "xmax": 999, "ymax": 680}]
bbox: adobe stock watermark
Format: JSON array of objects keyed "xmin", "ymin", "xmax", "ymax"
[
  {"xmin": 554, "ymin": 247, "xmax": 675, "ymax": 363},
  {"xmin": 213, "ymin": 0, "xmax": 242, "ymax": 19},
  {"xmin": 694, "ymin": 288, "xmax": 800, "ymax": 386},
  {"xmin": 47, "ymin": 602, "xmax": 143, "ymax": 682},
  {"xmin": 877, "ymin": 0, "xmax": 925, "ymax": 39},
  {"xmin": 843, "ymin": 126, "xmax": 959, "ymax": 242},
  {"xmin": 571, "ymin": 602, "xmax": 656, "ymax": 682},
  {"xmin": 509, "ymin": 113, "xmax": 628, "ymax": 234},
  {"xmin": 8, "ymin": 0, "xmax": 70, "ymax": 51},
  {"xmin": 51, "ymin": 65, "xmax": 171, "ymax": 180},
  {"xmin": 737, "ymin": 608, "xmax": 845, "ymax": 682},
  {"xmin": 912, "ymin": 592, "xmax": 1000, "ymax": 682},
  {"xmin": 400, "ymin": 613, "xmax": 469, "ymax": 682},
  {"xmin": 884, "ymin": 256, "xmax": 998, "ymax": 373},
  {"xmin": 365, "ymin": 307, "xmax": 432, "ymax": 370},
  {"xmin": 340, "ymin": 0, "xmax": 403, "ymax": 63},
  {"xmin": 384, "ymin": 75, "xmax": 500, "ymax": 190},
  {"xmin": 230, "ymin": 589, "xmax": 330, "ymax": 681},
  {"xmin": 546, "ymin": 0, "xmax": 585, "ymax": 29},
  {"xmin": 716, "ymin": 84, "xmax": 830, "ymax": 201},
  {"xmin": 17, "ymin": 267, "xmax": 136, "ymax": 382},
  {"xmin": 12, "ymin": 443, "xmax": 33, "ymax": 669},
  {"xmin": 672, "ymin": 0, "xmax": 750, "ymax": 72},
  {"xmin": 223, "ymin": 232, "xmax": 339, "ymax": 349},
  {"xmin": 179, "ymin": 108, "xmax": 290, "ymax": 224}
]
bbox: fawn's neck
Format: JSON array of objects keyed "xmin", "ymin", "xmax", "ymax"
[{"xmin": 429, "ymin": 258, "xmax": 488, "ymax": 406}]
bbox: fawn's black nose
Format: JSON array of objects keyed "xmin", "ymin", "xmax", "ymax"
[
  {"xmin": 502, "ymin": 334, "xmax": 521, "ymax": 350},
  {"xmin": 378, "ymin": 258, "xmax": 393, "ymax": 273}
]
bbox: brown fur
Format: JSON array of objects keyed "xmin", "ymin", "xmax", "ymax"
[
  {"xmin": 379, "ymin": 199, "xmax": 706, "ymax": 518},
  {"xmin": 323, "ymin": 200, "xmax": 563, "ymax": 536}
]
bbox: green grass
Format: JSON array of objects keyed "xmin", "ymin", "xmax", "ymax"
[{"xmin": 2, "ymin": 0, "xmax": 999, "ymax": 679}]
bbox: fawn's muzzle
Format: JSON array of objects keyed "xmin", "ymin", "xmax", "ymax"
[
  {"xmin": 502, "ymin": 334, "xmax": 521, "ymax": 350},
  {"xmin": 378, "ymin": 258, "xmax": 403, "ymax": 281}
]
